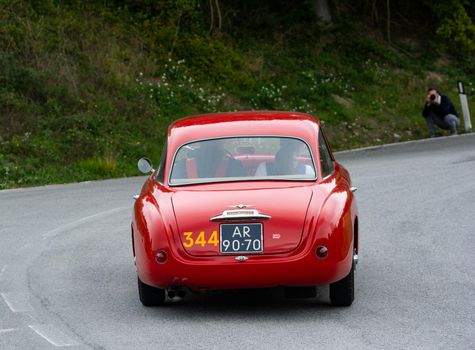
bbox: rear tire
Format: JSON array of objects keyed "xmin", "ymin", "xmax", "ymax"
[
  {"xmin": 329, "ymin": 261, "xmax": 354, "ymax": 307},
  {"xmin": 138, "ymin": 277, "xmax": 166, "ymax": 306}
]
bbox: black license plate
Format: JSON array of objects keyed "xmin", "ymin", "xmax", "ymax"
[{"xmin": 220, "ymin": 223, "xmax": 263, "ymax": 254}]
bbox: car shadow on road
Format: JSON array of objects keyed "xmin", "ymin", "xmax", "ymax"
[{"xmin": 145, "ymin": 286, "xmax": 346, "ymax": 318}]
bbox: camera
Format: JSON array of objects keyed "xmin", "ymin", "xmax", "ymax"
[{"xmin": 429, "ymin": 94, "xmax": 436, "ymax": 101}]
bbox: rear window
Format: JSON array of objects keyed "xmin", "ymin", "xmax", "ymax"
[{"xmin": 169, "ymin": 137, "xmax": 317, "ymax": 186}]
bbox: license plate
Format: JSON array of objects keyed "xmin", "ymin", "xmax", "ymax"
[{"xmin": 220, "ymin": 223, "xmax": 263, "ymax": 254}]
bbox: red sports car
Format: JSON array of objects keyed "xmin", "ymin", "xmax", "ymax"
[{"xmin": 132, "ymin": 111, "xmax": 359, "ymax": 306}]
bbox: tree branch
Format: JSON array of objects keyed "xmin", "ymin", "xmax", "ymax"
[
  {"xmin": 215, "ymin": 0, "xmax": 222, "ymax": 33},
  {"xmin": 387, "ymin": 0, "xmax": 391, "ymax": 43},
  {"xmin": 209, "ymin": 0, "xmax": 214, "ymax": 34}
]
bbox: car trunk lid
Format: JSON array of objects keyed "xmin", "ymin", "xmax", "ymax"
[{"xmin": 171, "ymin": 187, "xmax": 312, "ymax": 256}]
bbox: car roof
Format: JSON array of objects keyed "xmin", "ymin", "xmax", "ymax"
[{"xmin": 168, "ymin": 111, "xmax": 321, "ymax": 147}]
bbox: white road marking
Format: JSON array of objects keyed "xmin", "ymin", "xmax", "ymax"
[
  {"xmin": 26, "ymin": 312, "xmax": 39, "ymax": 322},
  {"xmin": 29, "ymin": 324, "xmax": 79, "ymax": 347},
  {"xmin": 1, "ymin": 292, "xmax": 33, "ymax": 312},
  {"xmin": 0, "ymin": 328, "xmax": 17, "ymax": 334},
  {"xmin": 42, "ymin": 206, "xmax": 129, "ymax": 239},
  {"xmin": 1, "ymin": 293, "xmax": 33, "ymax": 312},
  {"xmin": 0, "ymin": 265, "xmax": 7, "ymax": 279}
]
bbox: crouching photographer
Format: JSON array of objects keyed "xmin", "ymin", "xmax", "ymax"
[{"xmin": 422, "ymin": 88, "xmax": 460, "ymax": 137}]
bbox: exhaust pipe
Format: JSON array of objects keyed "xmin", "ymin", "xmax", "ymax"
[
  {"xmin": 167, "ymin": 287, "xmax": 187, "ymax": 299},
  {"xmin": 353, "ymin": 248, "xmax": 358, "ymax": 270}
]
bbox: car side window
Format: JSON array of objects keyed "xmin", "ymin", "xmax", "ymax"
[
  {"xmin": 319, "ymin": 129, "xmax": 334, "ymax": 178},
  {"xmin": 156, "ymin": 142, "xmax": 167, "ymax": 183}
]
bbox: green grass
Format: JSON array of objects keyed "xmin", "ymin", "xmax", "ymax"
[{"xmin": 0, "ymin": 1, "xmax": 474, "ymax": 189}]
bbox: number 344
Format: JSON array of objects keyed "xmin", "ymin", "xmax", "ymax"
[{"xmin": 182, "ymin": 231, "xmax": 218, "ymax": 248}]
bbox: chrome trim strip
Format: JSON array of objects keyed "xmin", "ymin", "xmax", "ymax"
[
  {"xmin": 350, "ymin": 186, "xmax": 358, "ymax": 193},
  {"xmin": 210, "ymin": 209, "xmax": 271, "ymax": 222}
]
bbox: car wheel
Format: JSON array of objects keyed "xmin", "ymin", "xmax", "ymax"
[
  {"xmin": 138, "ymin": 277, "xmax": 166, "ymax": 306},
  {"xmin": 329, "ymin": 260, "xmax": 354, "ymax": 307}
]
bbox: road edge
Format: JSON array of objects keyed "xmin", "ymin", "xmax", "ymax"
[{"xmin": 335, "ymin": 132, "xmax": 474, "ymax": 156}]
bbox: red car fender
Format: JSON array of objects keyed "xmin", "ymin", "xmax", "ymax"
[
  {"xmin": 312, "ymin": 185, "xmax": 355, "ymax": 278},
  {"xmin": 133, "ymin": 193, "xmax": 169, "ymax": 283}
]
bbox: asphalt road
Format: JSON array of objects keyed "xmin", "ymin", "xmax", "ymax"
[{"xmin": 1, "ymin": 134, "xmax": 474, "ymax": 349}]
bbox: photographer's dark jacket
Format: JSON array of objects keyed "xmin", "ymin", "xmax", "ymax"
[{"xmin": 422, "ymin": 95, "xmax": 459, "ymax": 119}]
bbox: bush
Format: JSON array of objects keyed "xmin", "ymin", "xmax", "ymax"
[{"xmin": 436, "ymin": 2, "xmax": 475, "ymax": 58}]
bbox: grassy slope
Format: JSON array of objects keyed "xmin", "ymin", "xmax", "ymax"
[{"xmin": 0, "ymin": 1, "xmax": 474, "ymax": 189}]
